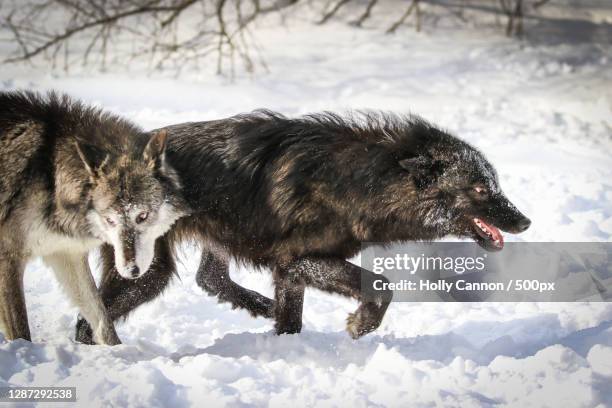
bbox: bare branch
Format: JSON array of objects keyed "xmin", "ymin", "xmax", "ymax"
[
  {"xmin": 3, "ymin": 0, "xmax": 172, "ymax": 63},
  {"xmin": 0, "ymin": 0, "xmax": 548, "ymax": 76},
  {"xmin": 318, "ymin": 0, "xmax": 351, "ymax": 25},
  {"xmin": 351, "ymin": 0, "xmax": 378, "ymax": 28},
  {"xmin": 160, "ymin": 0, "xmax": 198, "ymax": 28},
  {"xmin": 386, "ymin": 0, "xmax": 420, "ymax": 34},
  {"xmin": 0, "ymin": 0, "xmax": 301, "ymax": 75},
  {"xmin": 533, "ymin": 0, "xmax": 550, "ymax": 9},
  {"xmin": 3, "ymin": 13, "xmax": 31, "ymax": 60},
  {"xmin": 216, "ymin": 0, "xmax": 229, "ymax": 75}
]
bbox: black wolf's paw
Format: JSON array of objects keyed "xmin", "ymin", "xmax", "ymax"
[
  {"xmin": 214, "ymin": 283, "xmax": 276, "ymax": 319},
  {"xmin": 274, "ymin": 321, "xmax": 302, "ymax": 336},
  {"xmin": 274, "ymin": 311, "xmax": 303, "ymax": 335},
  {"xmin": 243, "ymin": 291, "xmax": 275, "ymax": 319},
  {"xmin": 346, "ymin": 303, "xmax": 383, "ymax": 339},
  {"xmin": 74, "ymin": 315, "xmax": 95, "ymax": 345}
]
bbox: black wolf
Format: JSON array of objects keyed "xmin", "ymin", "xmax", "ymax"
[
  {"xmin": 0, "ymin": 91, "xmax": 186, "ymax": 344},
  {"xmin": 76, "ymin": 110, "xmax": 530, "ymax": 343}
]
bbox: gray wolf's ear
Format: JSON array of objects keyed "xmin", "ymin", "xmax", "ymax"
[
  {"xmin": 398, "ymin": 156, "xmax": 440, "ymax": 188},
  {"xmin": 75, "ymin": 141, "xmax": 109, "ymax": 180},
  {"xmin": 144, "ymin": 129, "xmax": 168, "ymax": 169}
]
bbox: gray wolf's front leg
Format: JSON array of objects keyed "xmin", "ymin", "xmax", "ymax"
[
  {"xmin": 44, "ymin": 252, "xmax": 120, "ymax": 345},
  {"xmin": 76, "ymin": 238, "xmax": 175, "ymax": 344},
  {"xmin": 0, "ymin": 251, "xmax": 29, "ymax": 341}
]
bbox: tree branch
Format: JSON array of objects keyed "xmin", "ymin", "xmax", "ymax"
[
  {"xmin": 318, "ymin": 0, "xmax": 351, "ymax": 25},
  {"xmin": 160, "ymin": 0, "xmax": 198, "ymax": 28},
  {"xmin": 386, "ymin": 0, "xmax": 420, "ymax": 34},
  {"xmin": 2, "ymin": 0, "xmax": 194, "ymax": 63},
  {"xmin": 351, "ymin": 0, "xmax": 378, "ymax": 27}
]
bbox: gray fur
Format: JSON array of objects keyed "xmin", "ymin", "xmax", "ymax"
[{"xmin": 0, "ymin": 91, "xmax": 187, "ymax": 343}]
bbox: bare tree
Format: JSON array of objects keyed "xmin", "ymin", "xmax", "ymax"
[
  {"xmin": 499, "ymin": 0, "xmax": 523, "ymax": 36},
  {"xmin": 351, "ymin": 0, "xmax": 378, "ymax": 28},
  {"xmin": 318, "ymin": 0, "xmax": 352, "ymax": 24},
  {"xmin": 499, "ymin": 0, "xmax": 550, "ymax": 37},
  {"xmin": 386, "ymin": 0, "xmax": 421, "ymax": 34},
  {"xmin": 0, "ymin": 0, "xmax": 299, "ymax": 76},
  {"xmin": 323, "ymin": 0, "xmax": 551, "ymax": 38},
  {"xmin": 0, "ymin": 0, "xmax": 553, "ymax": 75}
]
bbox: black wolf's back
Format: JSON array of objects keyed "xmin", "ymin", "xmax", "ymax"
[{"xmin": 164, "ymin": 110, "xmax": 461, "ymax": 265}]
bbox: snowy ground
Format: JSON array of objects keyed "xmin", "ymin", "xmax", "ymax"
[{"xmin": 1, "ymin": 2, "xmax": 612, "ymax": 407}]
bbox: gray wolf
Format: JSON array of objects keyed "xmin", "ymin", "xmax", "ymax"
[
  {"xmin": 76, "ymin": 110, "xmax": 530, "ymax": 343},
  {"xmin": 0, "ymin": 91, "xmax": 186, "ymax": 344}
]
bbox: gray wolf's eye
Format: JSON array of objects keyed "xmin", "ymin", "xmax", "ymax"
[
  {"xmin": 136, "ymin": 211, "xmax": 149, "ymax": 224},
  {"xmin": 105, "ymin": 217, "xmax": 116, "ymax": 227},
  {"xmin": 473, "ymin": 186, "xmax": 488, "ymax": 195}
]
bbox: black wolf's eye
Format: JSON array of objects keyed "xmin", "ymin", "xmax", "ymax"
[
  {"xmin": 105, "ymin": 217, "xmax": 116, "ymax": 227},
  {"xmin": 136, "ymin": 211, "xmax": 149, "ymax": 224}
]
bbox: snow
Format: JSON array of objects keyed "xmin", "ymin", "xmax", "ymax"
[{"xmin": 1, "ymin": 1, "xmax": 611, "ymax": 407}]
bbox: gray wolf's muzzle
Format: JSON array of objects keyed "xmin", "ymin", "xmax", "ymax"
[
  {"xmin": 119, "ymin": 229, "xmax": 141, "ymax": 279},
  {"xmin": 125, "ymin": 265, "xmax": 140, "ymax": 279}
]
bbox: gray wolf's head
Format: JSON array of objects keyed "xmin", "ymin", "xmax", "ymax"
[
  {"xmin": 76, "ymin": 130, "xmax": 185, "ymax": 278},
  {"xmin": 395, "ymin": 124, "xmax": 530, "ymax": 251}
]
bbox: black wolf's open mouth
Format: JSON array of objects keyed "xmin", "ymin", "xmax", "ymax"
[{"xmin": 472, "ymin": 217, "xmax": 504, "ymax": 251}]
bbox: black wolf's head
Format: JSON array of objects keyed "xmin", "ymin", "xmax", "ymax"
[{"xmin": 392, "ymin": 120, "xmax": 531, "ymax": 251}]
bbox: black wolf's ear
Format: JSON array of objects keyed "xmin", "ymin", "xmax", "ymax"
[
  {"xmin": 75, "ymin": 141, "xmax": 109, "ymax": 180},
  {"xmin": 398, "ymin": 156, "xmax": 440, "ymax": 188},
  {"xmin": 143, "ymin": 130, "xmax": 168, "ymax": 169}
]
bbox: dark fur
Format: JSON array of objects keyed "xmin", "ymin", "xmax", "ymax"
[{"xmin": 76, "ymin": 110, "xmax": 530, "ymax": 342}]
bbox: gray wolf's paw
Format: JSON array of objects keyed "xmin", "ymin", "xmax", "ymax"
[{"xmin": 75, "ymin": 315, "xmax": 95, "ymax": 345}]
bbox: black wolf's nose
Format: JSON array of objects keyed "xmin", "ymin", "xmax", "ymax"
[{"xmin": 516, "ymin": 217, "xmax": 531, "ymax": 232}]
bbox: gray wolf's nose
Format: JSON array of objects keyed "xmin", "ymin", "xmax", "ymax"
[{"xmin": 128, "ymin": 265, "xmax": 140, "ymax": 279}]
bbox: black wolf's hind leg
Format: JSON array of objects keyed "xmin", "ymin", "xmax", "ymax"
[
  {"xmin": 285, "ymin": 257, "xmax": 393, "ymax": 339},
  {"xmin": 75, "ymin": 237, "xmax": 175, "ymax": 344},
  {"xmin": 0, "ymin": 254, "xmax": 29, "ymax": 341},
  {"xmin": 196, "ymin": 250, "xmax": 275, "ymax": 319},
  {"xmin": 273, "ymin": 269, "xmax": 305, "ymax": 335}
]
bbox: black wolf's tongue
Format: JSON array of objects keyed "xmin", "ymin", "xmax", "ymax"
[{"xmin": 473, "ymin": 218, "xmax": 504, "ymax": 249}]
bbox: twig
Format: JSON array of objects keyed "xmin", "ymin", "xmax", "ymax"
[
  {"xmin": 3, "ymin": 0, "xmax": 182, "ymax": 63},
  {"xmin": 351, "ymin": 0, "xmax": 378, "ymax": 27},
  {"xmin": 318, "ymin": 0, "xmax": 351, "ymax": 25},
  {"xmin": 533, "ymin": 0, "xmax": 550, "ymax": 9},
  {"xmin": 386, "ymin": 0, "xmax": 420, "ymax": 34},
  {"xmin": 160, "ymin": 0, "xmax": 198, "ymax": 28}
]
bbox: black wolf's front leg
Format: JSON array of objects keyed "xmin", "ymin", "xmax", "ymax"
[
  {"xmin": 0, "ymin": 252, "xmax": 30, "ymax": 341},
  {"xmin": 75, "ymin": 237, "xmax": 175, "ymax": 344},
  {"xmin": 272, "ymin": 269, "xmax": 305, "ymax": 335},
  {"xmin": 276, "ymin": 257, "xmax": 393, "ymax": 339},
  {"xmin": 196, "ymin": 250, "xmax": 275, "ymax": 319}
]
